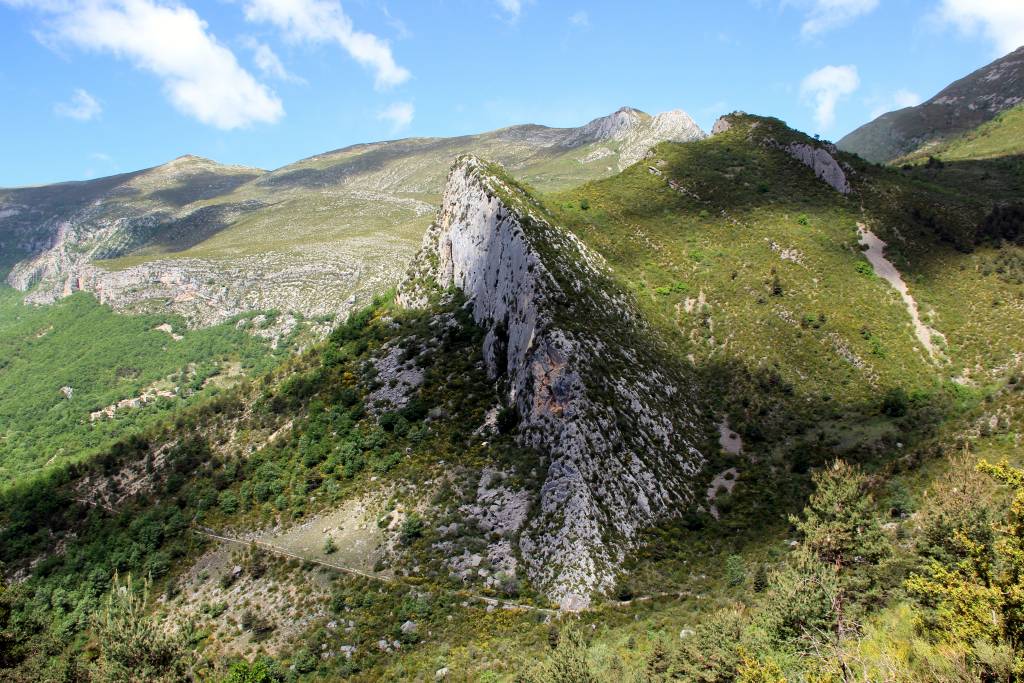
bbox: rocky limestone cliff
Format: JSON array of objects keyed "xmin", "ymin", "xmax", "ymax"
[
  {"xmin": 399, "ymin": 156, "xmax": 707, "ymax": 608},
  {"xmin": 784, "ymin": 142, "xmax": 851, "ymax": 195}
]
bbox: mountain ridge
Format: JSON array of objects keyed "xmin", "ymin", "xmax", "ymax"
[
  {"xmin": 838, "ymin": 45, "xmax": 1024, "ymax": 162},
  {"xmin": 399, "ymin": 155, "xmax": 707, "ymax": 607},
  {"xmin": 0, "ymin": 106, "xmax": 705, "ymax": 332}
]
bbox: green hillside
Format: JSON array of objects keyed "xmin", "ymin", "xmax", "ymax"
[
  {"xmin": 0, "ymin": 287, "xmax": 289, "ymax": 488},
  {"xmin": 1, "ymin": 113, "xmax": 1023, "ymax": 681},
  {"xmin": 897, "ymin": 103, "xmax": 1024, "ymax": 164}
]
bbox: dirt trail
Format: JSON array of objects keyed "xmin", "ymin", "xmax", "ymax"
[
  {"xmin": 190, "ymin": 526, "xmax": 561, "ymax": 614},
  {"xmin": 857, "ymin": 223, "xmax": 943, "ymax": 359},
  {"xmin": 189, "ymin": 525, "xmax": 692, "ymax": 616}
]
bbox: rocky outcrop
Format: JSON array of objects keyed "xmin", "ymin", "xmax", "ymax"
[
  {"xmin": 784, "ymin": 142, "xmax": 851, "ymax": 195},
  {"xmin": 711, "ymin": 116, "xmax": 733, "ymax": 135},
  {"xmin": 560, "ymin": 106, "xmax": 706, "ymax": 169},
  {"xmin": 399, "ymin": 156, "xmax": 706, "ymax": 608}
]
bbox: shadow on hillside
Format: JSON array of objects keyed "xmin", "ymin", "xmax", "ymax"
[
  {"xmin": 148, "ymin": 171, "xmax": 263, "ymax": 208},
  {"xmin": 900, "ymin": 154, "xmax": 1024, "ymax": 205},
  {"xmin": 257, "ymin": 136, "xmax": 471, "ymax": 190},
  {"xmin": 144, "ymin": 200, "xmax": 267, "ymax": 255}
]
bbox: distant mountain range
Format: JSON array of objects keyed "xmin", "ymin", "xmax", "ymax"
[
  {"xmin": 0, "ymin": 107, "xmax": 703, "ymax": 329},
  {"xmin": 838, "ymin": 45, "xmax": 1024, "ymax": 163}
]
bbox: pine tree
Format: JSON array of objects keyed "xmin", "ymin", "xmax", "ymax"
[
  {"xmin": 790, "ymin": 460, "xmax": 889, "ymax": 573},
  {"xmin": 753, "ymin": 563, "xmax": 769, "ymax": 593},
  {"xmin": 92, "ymin": 573, "xmax": 194, "ymax": 683},
  {"xmin": 522, "ymin": 626, "xmax": 598, "ymax": 683},
  {"xmin": 645, "ymin": 638, "xmax": 671, "ymax": 681}
]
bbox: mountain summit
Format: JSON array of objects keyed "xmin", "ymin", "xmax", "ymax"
[{"xmin": 399, "ymin": 156, "xmax": 706, "ymax": 607}]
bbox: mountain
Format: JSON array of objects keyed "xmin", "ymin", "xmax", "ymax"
[
  {"xmin": 895, "ymin": 102, "xmax": 1024, "ymax": 164},
  {"xmin": 398, "ymin": 156, "xmax": 707, "ymax": 607},
  {"xmin": 838, "ymin": 45, "xmax": 1024, "ymax": 163},
  {"xmin": 4, "ymin": 101, "xmax": 1023, "ymax": 681},
  {"xmin": 0, "ymin": 107, "xmax": 704, "ymax": 329}
]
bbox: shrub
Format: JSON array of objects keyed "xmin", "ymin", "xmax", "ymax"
[
  {"xmin": 400, "ymin": 514, "xmax": 424, "ymax": 544},
  {"xmin": 977, "ymin": 202, "xmax": 1024, "ymax": 244},
  {"xmin": 496, "ymin": 406, "xmax": 519, "ymax": 434},
  {"xmin": 881, "ymin": 388, "xmax": 909, "ymax": 417},
  {"xmin": 855, "ymin": 261, "xmax": 874, "ymax": 276},
  {"xmin": 725, "ymin": 554, "xmax": 745, "ymax": 587}
]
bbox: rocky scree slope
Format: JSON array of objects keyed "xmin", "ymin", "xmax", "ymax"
[
  {"xmin": 399, "ymin": 156, "xmax": 708, "ymax": 608},
  {"xmin": 2, "ymin": 108, "xmax": 704, "ymax": 331},
  {"xmin": 839, "ymin": 45, "xmax": 1024, "ymax": 163}
]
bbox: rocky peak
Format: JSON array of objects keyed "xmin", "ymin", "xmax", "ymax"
[
  {"xmin": 399, "ymin": 156, "xmax": 707, "ymax": 607},
  {"xmin": 560, "ymin": 106, "xmax": 706, "ymax": 169},
  {"xmin": 561, "ymin": 106, "xmax": 648, "ymax": 147}
]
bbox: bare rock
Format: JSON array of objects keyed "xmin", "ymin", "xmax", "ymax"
[{"xmin": 784, "ymin": 142, "xmax": 851, "ymax": 194}]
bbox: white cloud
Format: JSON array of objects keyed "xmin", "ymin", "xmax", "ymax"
[
  {"xmin": 11, "ymin": 0, "xmax": 283, "ymax": 129},
  {"xmin": 936, "ymin": 0, "xmax": 1024, "ymax": 56},
  {"xmin": 497, "ymin": 0, "xmax": 521, "ymax": 19},
  {"xmin": 54, "ymin": 88, "xmax": 102, "ymax": 120},
  {"xmin": 869, "ymin": 88, "xmax": 921, "ymax": 119},
  {"xmin": 243, "ymin": 0, "xmax": 409, "ymax": 89},
  {"xmin": 800, "ymin": 64, "xmax": 860, "ymax": 129},
  {"xmin": 799, "ymin": 0, "xmax": 879, "ymax": 37},
  {"xmin": 377, "ymin": 101, "xmax": 413, "ymax": 132},
  {"xmin": 569, "ymin": 10, "xmax": 589, "ymax": 28},
  {"xmin": 244, "ymin": 38, "xmax": 304, "ymax": 83}
]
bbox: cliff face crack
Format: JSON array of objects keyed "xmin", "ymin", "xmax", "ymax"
[{"xmin": 398, "ymin": 156, "xmax": 707, "ymax": 609}]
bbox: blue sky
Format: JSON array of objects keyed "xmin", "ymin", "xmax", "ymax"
[{"xmin": 1, "ymin": 0, "xmax": 1022, "ymax": 187}]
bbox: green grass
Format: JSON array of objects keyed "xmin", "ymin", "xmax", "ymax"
[{"xmin": 899, "ymin": 104, "xmax": 1024, "ymax": 164}]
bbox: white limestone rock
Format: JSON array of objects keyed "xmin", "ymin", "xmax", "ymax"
[
  {"xmin": 560, "ymin": 106, "xmax": 706, "ymax": 170},
  {"xmin": 784, "ymin": 142, "xmax": 851, "ymax": 195},
  {"xmin": 399, "ymin": 156, "xmax": 706, "ymax": 607}
]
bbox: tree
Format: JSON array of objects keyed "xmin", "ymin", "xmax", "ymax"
[
  {"xmin": 726, "ymin": 555, "xmax": 746, "ymax": 587},
  {"xmin": 753, "ymin": 564, "xmax": 769, "ymax": 593},
  {"xmin": 521, "ymin": 627, "xmax": 598, "ymax": 683},
  {"xmin": 221, "ymin": 657, "xmax": 284, "ymax": 683},
  {"xmin": 92, "ymin": 573, "xmax": 194, "ymax": 683},
  {"xmin": 781, "ymin": 460, "xmax": 890, "ymax": 656},
  {"xmin": 400, "ymin": 514, "xmax": 424, "ymax": 545},
  {"xmin": 790, "ymin": 460, "xmax": 889, "ymax": 574},
  {"xmin": 673, "ymin": 608, "xmax": 745, "ymax": 681},
  {"xmin": 907, "ymin": 459, "xmax": 1024, "ymax": 669},
  {"xmin": 646, "ymin": 638, "xmax": 671, "ymax": 680}
]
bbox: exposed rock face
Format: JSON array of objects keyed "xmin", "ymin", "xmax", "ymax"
[
  {"xmin": 711, "ymin": 116, "xmax": 733, "ymax": 135},
  {"xmin": 400, "ymin": 156, "xmax": 706, "ymax": 607},
  {"xmin": 785, "ymin": 142, "xmax": 851, "ymax": 195},
  {"xmin": 561, "ymin": 106, "xmax": 706, "ymax": 168}
]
